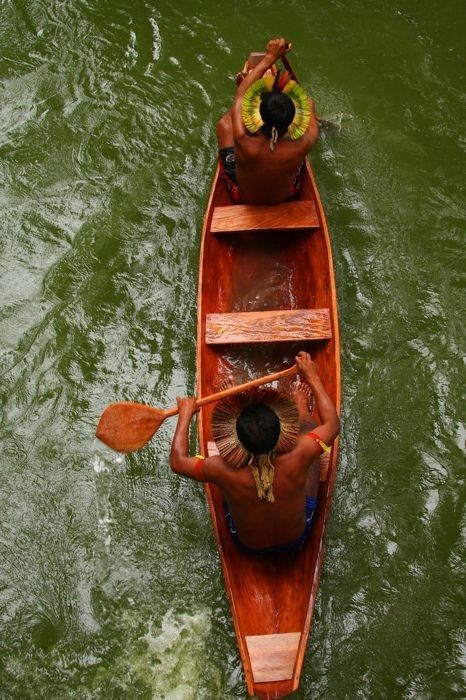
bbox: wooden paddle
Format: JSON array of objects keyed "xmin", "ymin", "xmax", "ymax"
[{"xmin": 96, "ymin": 364, "xmax": 298, "ymax": 453}]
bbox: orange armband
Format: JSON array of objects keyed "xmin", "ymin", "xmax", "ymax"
[
  {"xmin": 305, "ymin": 432, "xmax": 331, "ymax": 454},
  {"xmin": 193, "ymin": 454, "xmax": 205, "ymax": 480}
]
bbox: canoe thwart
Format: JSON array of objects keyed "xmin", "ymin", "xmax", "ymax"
[
  {"xmin": 208, "ymin": 440, "xmax": 329, "ymax": 480},
  {"xmin": 210, "ymin": 200, "xmax": 319, "ymax": 235},
  {"xmin": 245, "ymin": 632, "xmax": 301, "ymax": 683},
  {"xmin": 206, "ymin": 308, "xmax": 332, "ymax": 345}
]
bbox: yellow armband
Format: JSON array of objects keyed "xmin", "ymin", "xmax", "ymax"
[{"xmin": 305, "ymin": 432, "xmax": 331, "ymax": 454}]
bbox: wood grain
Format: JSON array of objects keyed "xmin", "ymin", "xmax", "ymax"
[
  {"xmin": 211, "ymin": 200, "xmax": 319, "ymax": 235},
  {"xmin": 246, "ymin": 632, "xmax": 301, "ymax": 683},
  {"xmin": 206, "ymin": 308, "xmax": 332, "ymax": 344}
]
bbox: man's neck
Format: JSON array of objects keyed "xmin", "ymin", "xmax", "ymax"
[{"xmin": 260, "ymin": 127, "xmax": 289, "ymax": 139}]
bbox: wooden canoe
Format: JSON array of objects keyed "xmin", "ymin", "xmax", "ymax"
[{"xmin": 196, "ymin": 54, "xmax": 341, "ymax": 699}]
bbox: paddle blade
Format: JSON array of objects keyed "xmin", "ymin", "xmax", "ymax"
[{"xmin": 96, "ymin": 402, "xmax": 166, "ymax": 453}]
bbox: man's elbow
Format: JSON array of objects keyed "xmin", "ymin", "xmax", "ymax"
[
  {"xmin": 305, "ymin": 126, "xmax": 319, "ymax": 153},
  {"xmin": 301, "ymin": 117, "xmax": 319, "ymax": 151},
  {"xmin": 169, "ymin": 452, "xmax": 182, "ymax": 474},
  {"xmin": 323, "ymin": 415, "xmax": 340, "ymax": 445}
]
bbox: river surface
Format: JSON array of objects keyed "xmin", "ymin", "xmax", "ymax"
[{"xmin": 1, "ymin": 1, "xmax": 464, "ymax": 698}]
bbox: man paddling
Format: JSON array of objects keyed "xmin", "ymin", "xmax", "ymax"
[
  {"xmin": 217, "ymin": 38, "xmax": 319, "ymax": 204},
  {"xmin": 170, "ymin": 352, "xmax": 340, "ymax": 555}
]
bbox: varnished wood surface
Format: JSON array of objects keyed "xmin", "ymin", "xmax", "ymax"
[
  {"xmin": 211, "ymin": 200, "xmax": 319, "ymax": 235},
  {"xmin": 196, "ymin": 162, "xmax": 340, "ymax": 698},
  {"xmin": 205, "ymin": 308, "xmax": 332, "ymax": 344},
  {"xmin": 195, "ymin": 54, "xmax": 341, "ymax": 700},
  {"xmin": 246, "ymin": 632, "xmax": 301, "ymax": 683}
]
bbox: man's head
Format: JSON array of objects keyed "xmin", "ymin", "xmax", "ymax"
[
  {"xmin": 236, "ymin": 402, "xmax": 280, "ymax": 455},
  {"xmin": 259, "ymin": 91, "xmax": 296, "ymax": 137},
  {"xmin": 211, "ymin": 386, "xmax": 299, "ymax": 469}
]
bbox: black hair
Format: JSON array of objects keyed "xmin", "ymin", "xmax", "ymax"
[
  {"xmin": 259, "ymin": 91, "xmax": 295, "ymax": 136},
  {"xmin": 236, "ymin": 403, "xmax": 280, "ymax": 455}
]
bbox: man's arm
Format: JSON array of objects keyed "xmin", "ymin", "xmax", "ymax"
[
  {"xmin": 295, "ymin": 351, "xmax": 340, "ymax": 454},
  {"xmin": 231, "ymin": 37, "xmax": 291, "ymax": 143},
  {"xmin": 169, "ymin": 396, "xmax": 218, "ymax": 483}
]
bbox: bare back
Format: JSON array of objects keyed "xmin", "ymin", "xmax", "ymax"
[
  {"xmin": 235, "ymin": 133, "xmax": 307, "ymax": 204},
  {"xmin": 210, "ymin": 442, "xmax": 316, "ymax": 549}
]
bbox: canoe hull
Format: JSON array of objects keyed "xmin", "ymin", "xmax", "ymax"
[{"xmin": 196, "ymin": 57, "xmax": 340, "ymax": 699}]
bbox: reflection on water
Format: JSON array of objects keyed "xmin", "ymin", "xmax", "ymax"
[{"xmin": 0, "ymin": 0, "xmax": 464, "ymax": 698}]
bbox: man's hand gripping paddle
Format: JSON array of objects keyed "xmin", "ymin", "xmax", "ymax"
[{"xmin": 96, "ymin": 365, "xmax": 298, "ymax": 453}]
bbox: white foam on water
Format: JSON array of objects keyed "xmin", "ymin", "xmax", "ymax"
[
  {"xmin": 90, "ymin": 449, "xmax": 123, "ymax": 551},
  {"xmin": 455, "ymin": 421, "xmax": 465, "ymax": 451},
  {"xmin": 148, "ymin": 18, "xmax": 161, "ymax": 61},
  {"xmin": 91, "ymin": 446, "xmax": 125, "ymax": 473},
  {"xmin": 423, "ymin": 488, "xmax": 440, "ymax": 519},
  {"xmin": 138, "ymin": 608, "xmax": 219, "ymax": 699},
  {"xmin": 91, "ymin": 455, "xmax": 110, "ymax": 474},
  {"xmin": 356, "ymin": 512, "xmax": 382, "ymax": 537},
  {"xmin": 76, "ymin": 606, "xmax": 224, "ymax": 697},
  {"xmin": 125, "ymin": 27, "xmax": 138, "ymax": 64}
]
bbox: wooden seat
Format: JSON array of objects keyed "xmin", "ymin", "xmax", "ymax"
[
  {"xmin": 246, "ymin": 633, "xmax": 301, "ymax": 683},
  {"xmin": 210, "ymin": 200, "xmax": 319, "ymax": 235},
  {"xmin": 205, "ymin": 308, "xmax": 332, "ymax": 345}
]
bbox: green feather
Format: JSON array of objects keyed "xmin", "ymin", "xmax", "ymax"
[{"xmin": 241, "ymin": 78, "xmax": 311, "ymax": 140}]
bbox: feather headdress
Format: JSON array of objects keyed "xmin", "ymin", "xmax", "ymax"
[
  {"xmin": 241, "ymin": 70, "xmax": 311, "ymax": 141},
  {"xmin": 212, "ymin": 387, "xmax": 299, "ymax": 502}
]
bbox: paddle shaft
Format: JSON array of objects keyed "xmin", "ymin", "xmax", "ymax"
[
  {"xmin": 162, "ymin": 364, "xmax": 298, "ymax": 418},
  {"xmin": 281, "ymin": 53, "xmax": 297, "ymax": 81}
]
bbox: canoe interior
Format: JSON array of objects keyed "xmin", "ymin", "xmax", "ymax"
[{"xmin": 196, "ymin": 60, "xmax": 340, "ymax": 699}]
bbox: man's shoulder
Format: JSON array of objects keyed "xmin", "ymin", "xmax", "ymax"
[
  {"xmin": 205, "ymin": 455, "xmax": 233, "ymax": 471},
  {"xmin": 277, "ymin": 438, "xmax": 320, "ymax": 467},
  {"xmin": 233, "ymin": 131, "xmax": 262, "ymax": 154},
  {"xmin": 203, "ymin": 455, "xmax": 237, "ymax": 482},
  {"xmin": 279, "ymin": 136, "xmax": 312, "ymax": 156}
]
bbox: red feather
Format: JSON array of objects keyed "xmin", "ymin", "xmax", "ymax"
[{"xmin": 277, "ymin": 70, "xmax": 290, "ymax": 91}]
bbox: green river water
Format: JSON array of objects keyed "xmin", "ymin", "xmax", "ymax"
[{"xmin": 1, "ymin": 1, "xmax": 465, "ymax": 698}]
